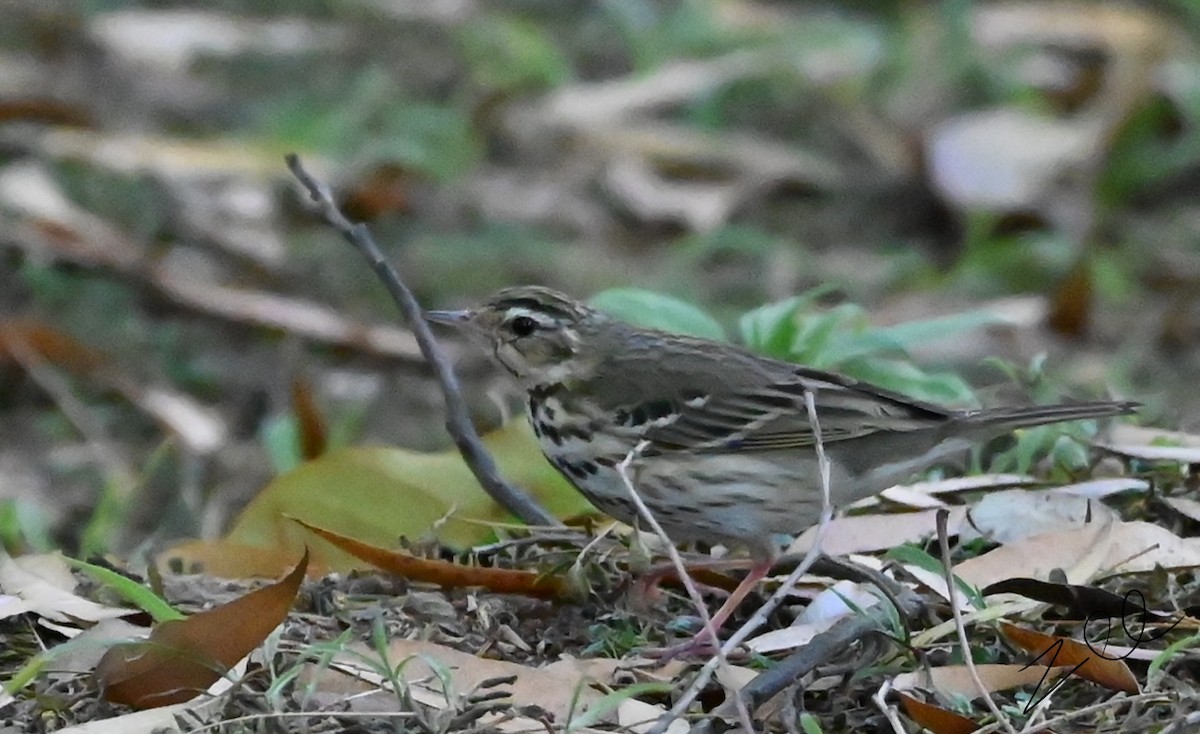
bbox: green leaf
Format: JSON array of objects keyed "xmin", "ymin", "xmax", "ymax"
[
  {"xmin": 738, "ymin": 285, "xmax": 837, "ymax": 357},
  {"xmin": 885, "ymin": 544, "xmax": 985, "ymax": 609},
  {"xmin": 162, "ymin": 421, "xmax": 593, "ymax": 577},
  {"xmin": 367, "ymin": 102, "xmax": 481, "ymax": 182},
  {"xmin": 566, "ymin": 682, "xmax": 674, "ymax": 732},
  {"xmin": 64, "ymin": 557, "xmax": 183, "ymax": 623},
  {"xmin": 0, "ymin": 498, "xmax": 54, "ymax": 553},
  {"xmin": 459, "ymin": 15, "xmax": 571, "ymax": 93},
  {"xmin": 818, "ymin": 309, "xmax": 1001, "ymax": 366},
  {"xmin": 260, "ymin": 414, "xmax": 303, "ymax": 475},
  {"xmin": 794, "ymin": 303, "xmax": 864, "ymax": 367},
  {"xmin": 838, "ymin": 357, "xmax": 977, "ymax": 406},
  {"xmin": 872, "ymin": 310, "xmax": 1001, "ymax": 349},
  {"xmin": 1149, "ymin": 631, "xmax": 1200, "ymax": 686},
  {"xmin": 590, "ymin": 289, "xmax": 726, "ymax": 340},
  {"xmin": 799, "ymin": 713, "xmax": 825, "ymax": 734}
]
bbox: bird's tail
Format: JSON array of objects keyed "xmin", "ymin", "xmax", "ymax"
[{"xmin": 958, "ymin": 400, "xmax": 1139, "ymax": 431}]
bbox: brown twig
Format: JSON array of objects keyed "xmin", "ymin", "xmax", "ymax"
[
  {"xmin": 688, "ymin": 584, "xmax": 925, "ymax": 734},
  {"xmin": 936, "ymin": 509, "xmax": 1017, "ymax": 734},
  {"xmin": 285, "ymin": 154, "xmax": 559, "ymax": 528},
  {"xmin": 616, "ymin": 443, "xmax": 754, "ymax": 734},
  {"xmin": 670, "ymin": 389, "xmax": 840, "ymax": 734}
]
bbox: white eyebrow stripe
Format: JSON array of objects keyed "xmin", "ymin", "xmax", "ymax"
[{"xmin": 504, "ymin": 307, "xmax": 558, "ymax": 327}]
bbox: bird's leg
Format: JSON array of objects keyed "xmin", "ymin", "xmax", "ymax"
[
  {"xmin": 645, "ymin": 559, "xmax": 772, "ymax": 659},
  {"xmin": 632, "ymin": 557, "xmax": 757, "ymax": 608}
]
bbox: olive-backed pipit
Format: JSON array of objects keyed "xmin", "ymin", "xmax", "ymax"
[{"xmin": 428, "ymin": 286, "xmax": 1136, "ymax": 647}]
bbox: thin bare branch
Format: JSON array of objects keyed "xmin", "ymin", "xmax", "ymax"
[
  {"xmin": 616, "ymin": 443, "xmax": 753, "ymax": 734},
  {"xmin": 665, "ymin": 389, "xmax": 838, "ymax": 734},
  {"xmin": 936, "ymin": 509, "xmax": 1017, "ymax": 734},
  {"xmin": 285, "ymin": 154, "xmax": 559, "ymax": 528}
]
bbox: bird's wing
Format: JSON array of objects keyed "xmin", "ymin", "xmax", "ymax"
[{"xmin": 642, "ymin": 369, "xmax": 953, "ymax": 454}]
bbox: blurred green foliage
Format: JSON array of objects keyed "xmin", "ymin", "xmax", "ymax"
[
  {"xmin": 591, "ymin": 285, "xmax": 984, "ymax": 405},
  {"xmin": 589, "ymin": 288, "xmax": 726, "ymax": 340},
  {"xmin": 258, "ymin": 67, "xmax": 480, "ymax": 181},
  {"xmin": 458, "ymin": 14, "xmax": 571, "ymax": 94}
]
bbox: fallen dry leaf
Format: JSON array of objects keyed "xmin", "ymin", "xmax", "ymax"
[
  {"xmin": 955, "ymin": 513, "xmax": 1113, "ymax": 589},
  {"xmin": 1098, "ymin": 443, "xmax": 1200, "ymax": 463},
  {"xmin": 96, "ymin": 550, "xmax": 308, "ymax": 708},
  {"xmin": 1046, "ymin": 259, "xmax": 1092, "ymax": 337},
  {"xmin": 1106, "ymin": 424, "xmax": 1200, "ymax": 448},
  {"xmin": 790, "ymin": 507, "xmax": 968, "ymax": 556},
  {"xmin": 982, "ymin": 577, "xmax": 1182, "ymax": 624},
  {"xmin": 0, "ymin": 318, "xmax": 227, "ymax": 455},
  {"xmin": 1052, "ymin": 477, "xmax": 1149, "ymax": 499},
  {"xmin": 1164, "ymin": 496, "xmax": 1200, "ymax": 523},
  {"xmin": 961, "ymin": 489, "xmax": 1114, "ymax": 544},
  {"xmin": 314, "ymin": 638, "xmax": 623, "ymax": 725},
  {"xmin": 0, "ymin": 552, "xmax": 135, "ymax": 625},
  {"xmin": 1000, "ymin": 622, "xmax": 1139, "ymax": 695},
  {"xmin": 848, "ymin": 473, "xmax": 1038, "ymax": 510},
  {"xmin": 927, "ymin": 108, "xmax": 1097, "ymax": 211},
  {"xmin": 1096, "ymin": 424, "xmax": 1200, "ymax": 463},
  {"xmin": 1099, "ymin": 521, "xmax": 1200, "ymax": 576},
  {"xmin": 293, "ymin": 518, "xmax": 569, "ymax": 599},
  {"xmin": 747, "ymin": 580, "xmax": 879, "ymax": 653},
  {"xmin": 0, "ymin": 160, "xmax": 424, "ymax": 364},
  {"xmin": 901, "ymin": 564, "xmax": 976, "ymax": 611},
  {"xmin": 290, "ymin": 376, "xmax": 328, "ymax": 461},
  {"xmin": 972, "ymin": 1, "xmax": 1171, "ymax": 56},
  {"xmin": 894, "ymin": 663, "xmax": 1072, "ymax": 699},
  {"xmin": 618, "ymin": 698, "xmax": 689, "ymax": 734},
  {"xmin": 897, "ymin": 693, "xmax": 979, "ymax": 734}
]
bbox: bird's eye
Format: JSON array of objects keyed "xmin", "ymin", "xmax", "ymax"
[{"xmin": 509, "ymin": 315, "xmax": 538, "ymax": 337}]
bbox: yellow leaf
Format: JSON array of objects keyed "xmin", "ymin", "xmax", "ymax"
[{"xmin": 161, "ymin": 421, "xmax": 593, "ymax": 577}]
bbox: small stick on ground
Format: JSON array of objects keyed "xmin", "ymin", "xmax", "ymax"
[
  {"xmin": 664, "ymin": 389, "xmax": 837, "ymax": 734},
  {"xmin": 616, "ymin": 443, "xmax": 754, "ymax": 734},
  {"xmin": 871, "ymin": 679, "xmax": 909, "ymax": 734},
  {"xmin": 936, "ymin": 509, "xmax": 1017, "ymax": 734},
  {"xmin": 285, "ymin": 154, "xmax": 558, "ymax": 528}
]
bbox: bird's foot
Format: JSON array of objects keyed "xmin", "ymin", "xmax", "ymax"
[{"xmin": 642, "ymin": 629, "xmax": 748, "ymax": 661}]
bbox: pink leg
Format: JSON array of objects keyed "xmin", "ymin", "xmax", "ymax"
[
  {"xmin": 646, "ymin": 559, "xmax": 772, "ymax": 660},
  {"xmin": 632, "ymin": 557, "xmax": 756, "ymax": 608}
]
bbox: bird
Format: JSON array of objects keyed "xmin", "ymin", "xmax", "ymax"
[{"xmin": 426, "ymin": 285, "xmax": 1137, "ymax": 650}]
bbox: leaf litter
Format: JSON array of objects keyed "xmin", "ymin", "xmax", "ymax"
[
  {"xmin": 8, "ymin": 435, "xmax": 1200, "ymax": 731},
  {"xmin": 3, "ymin": 1, "xmax": 1200, "ymax": 731}
]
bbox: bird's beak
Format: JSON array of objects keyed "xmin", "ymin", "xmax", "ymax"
[{"xmin": 424, "ymin": 309, "xmax": 473, "ymax": 326}]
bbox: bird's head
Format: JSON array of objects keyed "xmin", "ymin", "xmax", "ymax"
[{"xmin": 426, "ymin": 286, "xmax": 605, "ymax": 388}]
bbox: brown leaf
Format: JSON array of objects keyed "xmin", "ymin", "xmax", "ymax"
[
  {"xmin": 955, "ymin": 513, "xmax": 1113, "ymax": 589},
  {"xmin": 0, "ymin": 319, "xmax": 226, "ymax": 454},
  {"xmin": 96, "ymin": 550, "xmax": 309, "ymax": 708},
  {"xmin": 0, "ymin": 319, "xmax": 107, "ymax": 374},
  {"xmin": 896, "ymin": 693, "xmax": 979, "ymax": 734},
  {"xmin": 159, "ymin": 540, "xmax": 328, "ymax": 579},
  {"xmin": 339, "ymin": 163, "xmax": 412, "ymax": 221},
  {"xmin": 293, "ymin": 519, "xmax": 568, "ymax": 599},
  {"xmin": 894, "ymin": 663, "xmax": 1072, "ymax": 699},
  {"xmin": 0, "ymin": 98, "xmax": 93, "ymax": 127},
  {"xmin": 1000, "ymin": 622, "xmax": 1140, "ymax": 695},
  {"xmin": 290, "ymin": 376, "xmax": 328, "ymax": 460},
  {"xmin": 1047, "ymin": 259, "xmax": 1092, "ymax": 338}
]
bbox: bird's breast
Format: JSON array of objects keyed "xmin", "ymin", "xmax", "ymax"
[{"xmin": 526, "ymin": 392, "xmax": 645, "ymax": 518}]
